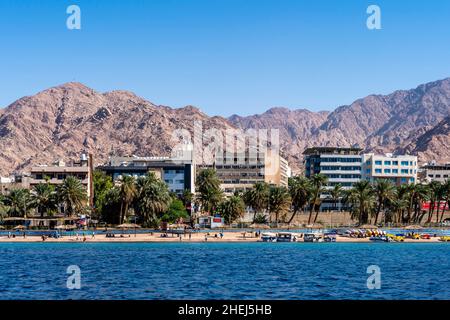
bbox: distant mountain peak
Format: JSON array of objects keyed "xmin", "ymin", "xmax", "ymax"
[{"xmin": 0, "ymin": 77, "xmax": 449, "ymax": 175}]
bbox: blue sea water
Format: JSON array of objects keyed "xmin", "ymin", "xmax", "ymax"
[{"xmin": 0, "ymin": 242, "xmax": 449, "ymax": 300}]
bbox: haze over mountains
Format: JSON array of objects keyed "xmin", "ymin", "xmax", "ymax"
[{"xmin": 0, "ymin": 78, "xmax": 450, "ymax": 176}]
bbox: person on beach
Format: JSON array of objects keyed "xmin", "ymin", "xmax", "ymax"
[
  {"xmin": 220, "ymin": 233, "xmax": 223, "ymax": 239},
  {"xmin": 92, "ymin": 232, "xmax": 95, "ymax": 239},
  {"xmin": 189, "ymin": 233, "xmax": 192, "ymax": 240},
  {"xmin": 204, "ymin": 235, "xmax": 208, "ymax": 242}
]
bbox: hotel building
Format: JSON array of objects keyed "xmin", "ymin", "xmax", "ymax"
[
  {"xmin": 362, "ymin": 153, "xmax": 418, "ymax": 185},
  {"xmin": 27, "ymin": 156, "xmax": 91, "ymax": 195},
  {"xmin": 98, "ymin": 156, "xmax": 195, "ymax": 196},
  {"xmin": 197, "ymin": 150, "xmax": 291, "ymax": 195},
  {"xmin": 303, "ymin": 147, "xmax": 362, "ymax": 189},
  {"xmin": 419, "ymin": 162, "xmax": 450, "ymax": 183}
]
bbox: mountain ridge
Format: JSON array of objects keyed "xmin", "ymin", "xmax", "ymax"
[{"xmin": 0, "ymin": 78, "xmax": 449, "ymax": 175}]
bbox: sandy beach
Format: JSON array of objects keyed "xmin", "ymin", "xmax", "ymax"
[{"xmin": 0, "ymin": 231, "xmax": 445, "ymax": 243}]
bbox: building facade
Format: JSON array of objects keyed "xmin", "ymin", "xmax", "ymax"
[
  {"xmin": 197, "ymin": 150, "xmax": 290, "ymax": 195},
  {"xmin": 362, "ymin": 153, "xmax": 418, "ymax": 185},
  {"xmin": 303, "ymin": 147, "xmax": 418, "ymax": 211},
  {"xmin": 419, "ymin": 162, "xmax": 450, "ymax": 183},
  {"xmin": 303, "ymin": 147, "xmax": 362, "ymax": 211},
  {"xmin": 304, "ymin": 147, "xmax": 362, "ymax": 189},
  {"xmin": 98, "ymin": 156, "xmax": 195, "ymax": 196}
]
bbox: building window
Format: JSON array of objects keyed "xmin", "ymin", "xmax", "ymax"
[
  {"xmin": 375, "ymin": 160, "xmax": 382, "ymax": 165},
  {"xmin": 393, "ymin": 161, "xmax": 398, "ymax": 165},
  {"xmin": 401, "ymin": 161, "xmax": 409, "ymax": 166},
  {"xmin": 384, "ymin": 169, "xmax": 391, "ymax": 173},
  {"xmin": 384, "ymin": 161, "xmax": 391, "ymax": 165},
  {"xmin": 375, "ymin": 169, "xmax": 382, "ymax": 174},
  {"xmin": 393, "ymin": 169, "xmax": 398, "ymax": 174},
  {"xmin": 401, "ymin": 169, "xmax": 408, "ymax": 174}
]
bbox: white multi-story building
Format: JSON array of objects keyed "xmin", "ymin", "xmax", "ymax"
[
  {"xmin": 419, "ymin": 162, "xmax": 450, "ymax": 183},
  {"xmin": 362, "ymin": 153, "xmax": 418, "ymax": 185}
]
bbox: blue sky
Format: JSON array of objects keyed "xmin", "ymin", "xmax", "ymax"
[{"xmin": 0, "ymin": 0, "xmax": 449, "ymax": 116}]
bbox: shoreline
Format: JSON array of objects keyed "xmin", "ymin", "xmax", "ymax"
[{"xmin": 0, "ymin": 232, "xmax": 445, "ymax": 243}]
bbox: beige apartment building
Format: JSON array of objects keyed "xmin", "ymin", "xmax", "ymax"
[
  {"xmin": 362, "ymin": 153, "xmax": 418, "ymax": 185},
  {"xmin": 197, "ymin": 150, "xmax": 290, "ymax": 195},
  {"xmin": 26, "ymin": 155, "xmax": 91, "ymax": 202}
]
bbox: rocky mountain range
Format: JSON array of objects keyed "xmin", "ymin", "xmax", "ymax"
[{"xmin": 0, "ymin": 78, "xmax": 449, "ymax": 176}]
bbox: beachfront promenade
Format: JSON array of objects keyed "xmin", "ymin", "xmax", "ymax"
[{"xmin": 0, "ymin": 231, "xmax": 445, "ymax": 243}]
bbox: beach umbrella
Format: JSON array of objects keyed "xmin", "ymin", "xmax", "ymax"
[
  {"xmin": 117, "ymin": 223, "xmax": 141, "ymax": 228},
  {"xmin": 117, "ymin": 223, "xmax": 141, "ymax": 237},
  {"xmin": 305, "ymin": 223, "xmax": 323, "ymax": 229},
  {"xmin": 13, "ymin": 225, "xmax": 26, "ymax": 230},
  {"xmin": 249, "ymin": 224, "xmax": 270, "ymax": 229},
  {"xmin": 404, "ymin": 225, "xmax": 423, "ymax": 230},
  {"xmin": 0, "ymin": 226, "xmax": 5, "ymax": 229},
  {"xmin": 359, "ymin": 224, "xmax": 379, "ymax": 229}
]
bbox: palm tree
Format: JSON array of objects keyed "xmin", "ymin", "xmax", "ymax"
[
  {"xmin": 219, "ymin": 195, "xmax": 245, "ymax": 224},
  {"xmin": 244, "ymin": 182, "xmax": 269, "ymax": 222},
  {"xmin": 57, "ymin": 176, "xmax": 87, "ymax": 216},
  {"xmin": 196, "ymin": 169, "xmax": 223, "ymax": 214},
  {"xmin": 392, "ymin": 184, "xmax": 410, "ymax": 223},
  {"xmin": 426, "ymin": 181, "xmax": 441, "ymax": 223},
  {"xmin": 5, "ymin": 188, "xmax": 32, "ymax": 217},
  {"xmin": 308, "ymin": 174, "xmax": 328, "ymax": 224},
  {"xmin": 329, "ymin": 184, "xmax": 344, "ymax": 212},
  {"xmin": 31, "ymin": 183, "xmax": 58, "ymax": 217},
  {"xmin": 440, "ymin": 180, "xmax": 450, "ymax": 223},
  {"xmin": 372, "ymin": 180, "xmax": 395, "ymax": 225},
  {"xmin": 118, "ymin": 175, "xmax": 136, "ymax": 224},
  {"xmin": 287, "ymin": 176, "xmax": 310, "ymax": 224},
  {"xmin": 412, "ymin": 183, "xmax": 430, "ymax": 223},
  {"xmin": 344, "ymin": 180, "xmax": 375, "ymax": 224},
  {"xmin": 135, "ymin": 172, "xmax": 172, "ymax": 227},
  {"xmin": 269, "ymin": 186, "xmax": 291, "ymax": 224}
]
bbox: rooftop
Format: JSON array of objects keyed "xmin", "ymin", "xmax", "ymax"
[{"xmin": 303, "ymin": 146, "xmax": 362, "ymax": 155}]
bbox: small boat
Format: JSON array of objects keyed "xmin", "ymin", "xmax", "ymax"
[
  {"xmin": 276, "ymin": 232, "xmax": 297, "ymax": 242},
  {"xmin": 324, "ymin": 234, "xmax": 336, "ymax": 242},
  {"xmin": 260, "ymin": 232, "xmax": 277, "ymax": 242},
  {"xmin": 304, "ymin": 233, "xmax": 323, "ymax": 242},
  {"xmin": 369, "ymin": 235, "xmax": 392, "ymax": 242}
]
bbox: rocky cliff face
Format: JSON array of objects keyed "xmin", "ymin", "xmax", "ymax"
[
  {"xmin": 0, "ymin": 82, "xmax": 234, "ymax": 175},
  {"xmin": 229, "ymin": 78, "xmax": 450, "ymax": 171},
  {"xmin": 0, "ymin": 78, "xmax": 449, "ymax": 175}
]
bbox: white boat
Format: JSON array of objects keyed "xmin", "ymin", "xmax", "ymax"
[
  {"xmin": 304, "ymin": 233, "xmax": 323, "ymax": 242},
  {"xmin": 276, "ymin": 232, "xmax": 298, "ymax": 242},
  {"xmin": 260, "ymin": 232, "xmax": 277, "ymax": 242}
]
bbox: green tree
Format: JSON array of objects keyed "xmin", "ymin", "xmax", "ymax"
[
  {"xmin": 440, "ymin": 180, "xmax": 450, "ymax": 223},
  {"xmin": 162, "ymin": 198, "xmax": 188, "ymax": 223},
  {"xmin": 93, "ymin": 170, "xmax": 114, "ymax": 219},
  {"xmin": 102, "ymin": 186, "xmax": 121, "ymax": 224},
  {"xmin": 135, "ymin": 172, "xmax": 172, "ymax": 227},
  {"xmin": 196, "ymin": 169, "xmax": 223, "ymax": 214},
  {"xmin": 31, "ymin": 183, "xmax": 58, "ymax": 217},
  {"xmin": 5, "ymin": 188, "xmax": 32, "ymax": 217},
  {"xmin": 329, "ymin": 184, "xmax": 344, "ymax": 212},
  {"xmin": 372, "ymin": 180, "xmax": 395, "ymax": 224},
  {"xmin": 269, "ymin": 186, "xmax": 291, "ymax": 224},
  {"xmin": 344, "ymin": 180, "xmax": 375, "ymax": 224},
  {"xmin": 308, "ymin": 174, "xmax": 328, "ymax": 224},
  {"xmin": 287, "ymin": 176, "xmax": 311, "ymax": 224},
  {"xmin": 118, "ymin": 175, "xmax": 136, "ymax": 224},
  {"xmin": 244, "ymin": 182, "xmax": 269, "ymax": 222},
  {"xmin": 219, "ymin": 195, "xmax": 245, "ymax": 224},
  {"xmin": 57, "ymin": 176, "xmax": 87, "ymax": 216}
]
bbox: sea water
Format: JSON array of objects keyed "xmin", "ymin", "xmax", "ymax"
[{"xmin": 0, "ymin": 242, "xmax": 449, "ymax": 300}]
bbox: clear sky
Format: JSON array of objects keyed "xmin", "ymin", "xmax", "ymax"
[{"xmin": 0, "ymin": 0, "xmax": 450, "ymax": 116}]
